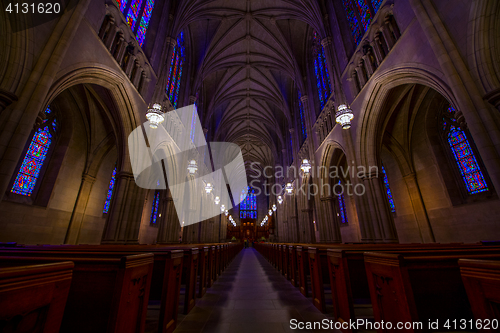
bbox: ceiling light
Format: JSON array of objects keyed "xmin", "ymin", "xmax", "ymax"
[{"xmin": 335, "ymin": 104, "xmax": 354, "ymax": 130}]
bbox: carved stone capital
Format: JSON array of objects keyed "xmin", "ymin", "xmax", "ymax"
[{"xmin": 321, "ymin": 37, "xmax": 332, "ymax": 47}]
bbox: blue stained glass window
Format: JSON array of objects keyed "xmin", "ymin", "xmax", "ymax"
[
  {"xmin": 150, "ymin": 191, "xmax": 160, "ymax": 224},
  {"xmin": 103, "ymin": 167, "xmax": 117, "ymax": 213},
  {"xmin": 166, "ymin": 32, "xmax": 185, "ymax": 108},
  {"xmin": 115, "ymin": 0, "xmax": 154, "ymax": 47},
  {"xmin": 371, "ymin": 0, "xmax": 383, "ymax": 13},
  {"xmin": 342, "ymin": 0, "xmax": 363, "ymax": 45},
  {"xmin": 337, "ymin": 181, "xmax": 348, "ymax": 224},
  {"xmin": 312, "ymin": 31, "xmax": 332, "ymax": 111},
  {"xmin": 381, "ymin": 165, "xmax": 395, "ymax": 213},
  {"xmin": 125, "ymin": 0, "xmax": 144, "ymax": 31},
  {"xmin": 445, "ymin": 106, "xmax": 488, "ymax": 195},
  {"xmin": 355, "ymin": 0, "xmax": 372, "ymax": 31},
  {"xmin": 11, "ymin": 107, "xmax": 55, "ymax": 196},
  {"xmin": 298, "ymin": 90, "xmax": 307, "ymax": 142},
  {"xmin": 136, "ymin": 0, "xmax": 155, "ymax": 46},
  {"xmin": 240, "ymin": 187, "xmax": 257, "ymax": 219}
]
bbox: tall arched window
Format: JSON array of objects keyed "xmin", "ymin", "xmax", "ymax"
[
  {"xmin": 103, "ymin": 166, "xmax": 117, "ymax": 213},
  {"xmin": 342, "ymin": 0, "xmax": 384, "ymax": 45},
  {"xmin": 240, "ymin": 187, "xmax": 257, "ymax": 219},
  {"xmin": 381, "ymin": 165, "xmax": 395, "ymax": 213},
  {"xmin": 166, "ymin": 32, "xmax": 185, "ymax": 108},
  {"xmin": 11, "ymin": 107, "xmax": 57, "ymax": 196},
  {"xmin": 442, "ymin": 105, "xmax": 489, "ymax": 195},
  {"xmin": 298, "ymin": 90, "xmax": 307, "ymax": 144},
  {"xmin": 150, "ymin": 190, "xmax": 160, "ymax": 224},
  {"xmin": 114, "ymin": 0, "xmax": 155, "ymax": 47},
  {"xmin": 312, "ymin": 31, "xmax": 332, "ymax": 111},
  {"xmin": 337, "ymin": 181, "xmax": 348, "ymax": 224}
]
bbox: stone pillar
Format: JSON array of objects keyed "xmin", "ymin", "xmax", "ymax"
[
  {"xmin": 355, "ymin": 65, "xmax": 367, "ymax": 87},
  {"xmin": 321, "ymin": 37, "xmax": 336, "ymax": 96},
  {"xmin": 320, "ymin": 196, "xmax": 342, "ymax": 243},
  {"xmin": 380, "ymin": 23, "xmax": 395, "ymax": 50},
  {"xmin": 369, "ymin": 174, "xmax": 398, "ymax": 242},
  {"xmin": 64, "ymin": 174, "xmax": 96, "ymax": 244},
  {"xmin": 157, "ymin": 195, "xmax": 179, "ymax": 243},
  {"xmin": 101, "ymin": 171, "xmax": 147, "ymax": 244},
  {"xmin": 370, "ymin": 40, "xmax": 384, "ymax": 65},
  {"xmin": 403, "ymin": 172, "xmax": 435, "ymax": 243}
]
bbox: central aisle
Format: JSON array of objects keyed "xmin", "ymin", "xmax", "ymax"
[{"xmin": 174, "ymin": 247, "xmax": 339, "ymax": 333}]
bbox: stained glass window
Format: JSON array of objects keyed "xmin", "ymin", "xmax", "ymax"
[
  {"xmin": 337, "ymin": 181, "xmax": 348, "ymax": 224},
  {"xmin": 342, "ymin": 0, "xmax": 363, "ymax": 45},
  {"xmin": 371, "ymin": 0, "xmax": 383, "ymax": 13},
  {"xmin": 355, "ymin": 0, "xmax": 372, "ymax": 31},
  {"xmin": 312, "ymin": 31, "xmax": 332, "ymax": 111},
  {"xmin": 150, "ymin": 191, "xmax": 160, "ymax": 224},
  {"xmin": 125, "ymin": 0, "xmax": 143, "ymax": 31},
  {"xmin": 135, "ymin": 0, "xmax": 155, "ymax": 46},
  {"xmin": 115, "ymin": 0, "xmax": 154, "ymax": 47},
  {"xmin": 103, "ymin": 167, "xmax": 117, "ymax": 213},
  {"xmin": 240, "ymin": 187, "xmax": 257, "ymax": 219},
  {"xmin": 444, "ymin": 105, "xmax": 488, "ymax": 195},
  {"xmin": 381, "ymin": 165, "xmax": 395, "ymax": 213},
  {"xmin": 166, "ymin": 32, "xmax": 185, "ymax": 108},
  {"xmin": 342, "ymin": 0, "xmax": 381, "ymax": 45},
  {"xmin": 298, "ymin": 90, "xmax": 307, "ymax": 143},
  {"xmin": 11, "ymin": 106, "xmax": 55, "ymax": 196}
]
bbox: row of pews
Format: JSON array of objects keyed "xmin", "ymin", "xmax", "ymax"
[
  {"xmin": 0, "ymin": 242, "xmax": 243, "ymax": 333},
  {"xmin": 255, "ymin": 242, "xmax": 500, "ymax": 332}
]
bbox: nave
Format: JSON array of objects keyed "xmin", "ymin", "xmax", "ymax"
[{"xmin": 169, "ymin": 248, "xmax": 337, "ymax": 333}]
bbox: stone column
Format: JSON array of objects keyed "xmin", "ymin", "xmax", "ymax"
[
  {"xmin": 320, "ymin": 196, "xmax": 342, "ymax": 243},
  {"xmin": 101, "ymin": 171, "xmax": 147, "ymax": 244},
  {"xmin": 321, "ymin": 37, "xmax": 336, "ymax": 96},
  {"xmin": 64, "ymin": 173, "xmax": 96, "ymax": 244},
  {"xmin": 403, "ymin": 172, "xmax": 435, "ymax": 243}
]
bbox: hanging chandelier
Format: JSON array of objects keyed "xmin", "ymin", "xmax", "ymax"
[
  {"xmin": 225, "ymin": 210, "xmax": 229, "ymax": 216},
  {"xmin": 204, "ymin": 183, "xmax": 213, "ymax": 194},
  {"xmin": 146, "ymin": 103, "xmax": 165, "ymax": 129},
  {"xmin": 277, "ymin": 196, "xmax": 283, "ymax": 204},
  {"xmin": 221, "ymin": 204, "xmax": 225, "ymax": 212},
  {"xmin": 335, "ymin": 104, "xmax": 354, "ymax": 129},
  {"xmin": 285, "ymin": 183, "xmax": 293, "ymax": 194},
  {"xmin": 272, "ymin": 204, "xmax": 277, "ymax": 211},
  {"xmin": 268, "ymin": 209, "xmax": 272, "ymax": 216},
  {"xmin": 300, "ymin": 159, "xmax": 312, "ymax": 174},
  {"xmin": 187, "ymin": 160, "xmax": 198, "ymax": 175},
  {"xmin": 214, "ymin": 196, "xmax": 220, "ymax": 205}
]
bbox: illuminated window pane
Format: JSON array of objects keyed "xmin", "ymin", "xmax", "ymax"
[
  {"xmin": 342, "ymin": 0, "xmax": 363, "ymax": 45},
  {"xmin": 355, "ymin": 0, "xmax": 372, "ymax": 31},
  {"xmin": 166, "ymin": 32, "xmax": 185, "ymax": 108},
  {"xmin": 125, "ymin": 0, "xmax": 144, "ymax": 31},
  {"xmin": 338, "ymin": 186, "xmax": 348, "ymax": 224},
  {"xmin": 312, "ymin": 31, "xmax": 332, "ymax": 110},
  {"xmin": 136, "ymin": 0, "xmax": 155, "ymax": 46},
  {"xmin": 445, "ymin": 105, "xmax": 488, "ymax": 195},
  {"xmin": 115, "ymin": 0, "xmax": 128, "ymax": 13},
  {"xmin": 150, "ymin": 191, "xmax": 160, "ymax": 224},
  {"xmin": 240, "ymin": 187, "xmax": 257, "ymax": 219},
  {"xmin": 371, "ymin": 0, "xmax": 383, "ymax": 13},
  {"xmin": 381, "ymin": 165, "xmax": 395, "ymax": 213},
  {"xmin": 11, "ymin": 107, "xmax": 54, "ymax": 196},
  {"xmin": 103, "ymin": 167, "xmax": 117, "ymax": 213}
]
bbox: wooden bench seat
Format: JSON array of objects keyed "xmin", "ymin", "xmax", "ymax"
[
  {"xmin": 459, "ymin": 259, "xmax": 500, "ymax": 322},
  {"xmin": 0, "ymin": 261, "xmax": 74, "ymax": 333},
  {"xmin": 364, "ymin": 249, "xmax": 500, "ymax": 332},
  {"xmin": 0, "ymin": 252, "xmax": 153, "ymax": 333}
]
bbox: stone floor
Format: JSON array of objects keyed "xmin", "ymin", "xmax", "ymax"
[{"xmin": 172, "ymin": 247, "xmax": 340, "ymax": 333}]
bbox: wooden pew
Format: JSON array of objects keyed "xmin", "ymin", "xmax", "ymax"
[
  {"xmin": 364, "ymin": 249, "xmax": 500, "ymax": 332},
  {"xmin": 0, "ymin": 261, "xmax": 73, "ymax": 333},
  {"xmin": 459, "ymin": 259, "xmax": 500, "ymax": 322},
  {"xmin": 0, "ymin": 252, "xmax": 153, "ymax": 333},
  {"xmin": 1, "ymin": 246, "xmax": 185, "ymax": 333}
]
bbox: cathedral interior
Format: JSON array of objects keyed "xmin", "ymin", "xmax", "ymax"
[{"xmin": 1, "ymin": 0, "xmax": 500, "ymax": 332}]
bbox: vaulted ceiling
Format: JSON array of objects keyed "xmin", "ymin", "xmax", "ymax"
[{"xmin": 170, "ymin": 0, "xmax": 326, "ymax": 179}]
